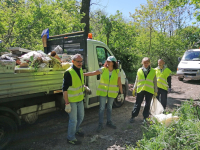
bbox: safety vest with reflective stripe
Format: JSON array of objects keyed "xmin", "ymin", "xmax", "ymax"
[
  {"xmin": 155, "ymin": 67, "xmax": 171, "ymax": 90},
  {"xmin": 67, "ymin": 67, "xmax": 85, "ymax": 102},
  {"xmin": 97, "ymin": 67, "xmax": 119, "ymax": 98},
  {"xmin": 137, "ymin": 68, "xmax": 155, "ymax": 94}
]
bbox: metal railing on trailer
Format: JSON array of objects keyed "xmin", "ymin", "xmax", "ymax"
[{"xmin": 44, "ymin": 31, "xmax": 88, "ymax": 69}]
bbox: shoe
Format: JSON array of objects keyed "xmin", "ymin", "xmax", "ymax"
[
  {"xmin": 67, "ymin": 139, "xmax": 82, "ymax": 145},
  {"xmin": 142, "ymin": 118, "xmax": 147, "ymax": 124},
  {"xmin": 75, "ymin": 131, "xmax": 84, "ymax": 137},
  {"xmin": 96, "ymin": 124, "xmax": 103, "ymax": 133},
  {"xmin": 129, "ymin": 117, "xmax": 134, "ymax": 123},
  {"xmin": 106, "ymin": 122, "xmax": 117, "ymax": 129}
]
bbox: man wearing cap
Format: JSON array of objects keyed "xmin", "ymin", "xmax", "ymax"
[
  {"xmin": 155, "ymin": 59, "xmax": 172, "ymax": 110},
  {"xmin": 84, "ymin": 56, "xmax": 124, "ymax": 132}
]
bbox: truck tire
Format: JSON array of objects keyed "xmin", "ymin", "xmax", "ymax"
[
  {"xmin": 178, "ymin": 77, "xmax": 184, "ymax": 81},
  {"xmin": 0, "ymin": 116, "xmax": 17, "ymax": 150},
  {"xmin": 113, "ymin": 86, "xmax": 126, "ymax": 108}
]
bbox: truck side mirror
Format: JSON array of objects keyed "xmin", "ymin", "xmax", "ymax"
[
  {"xmin": 117, "ymin": 60, "xmax": 122, "ymax": 71},
  {"xmin": 178, "ymin": 57, "xmax": 181, "ymax": 62}
]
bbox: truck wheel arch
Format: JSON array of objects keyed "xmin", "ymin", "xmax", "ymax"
[{"xmin": 0, "ymin": 107, "xmax": 21, "ymax": 126}]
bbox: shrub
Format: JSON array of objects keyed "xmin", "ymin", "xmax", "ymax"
[{"xmin": 127, "ymin": 100, "xmax": 200, "ymax": 150}]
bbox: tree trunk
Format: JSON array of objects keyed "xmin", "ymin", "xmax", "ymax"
[
  {"xmin": 80, "ymin": 0, "xmax": 91, "ymax": 35},
  {"xmin": 149, "ymin": 27, "xmax": 152, "ymax": 56},
  {"xmin": 106, "ymin": 33, "xmax": 109, "ymax": 46}
]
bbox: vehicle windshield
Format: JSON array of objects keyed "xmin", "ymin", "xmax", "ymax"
[{"xmin": 182, "ymin": 51, "xmax": 200, "ymax": 61}]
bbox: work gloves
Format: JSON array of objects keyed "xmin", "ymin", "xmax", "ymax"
[
  {"xmin": 120, "ymin": 94, "xmax": 124, "ymax": 101},
  {"xmin": 84, "ymin": 85, "xmax": 92, "ymax": 95},
  {"xmin": 153, "ymin": 92, "xmax": 157, "ymax": 98},
  {"xmin": 65, "ymin": 103, "xmax": 71, "ymax": 113}
]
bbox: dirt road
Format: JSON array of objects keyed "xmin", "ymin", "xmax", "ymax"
[{"xmin": 5, "ymin": 76, "xmax": 200, "ymax": 150}]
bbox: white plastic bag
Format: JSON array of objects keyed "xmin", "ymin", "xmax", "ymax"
[
  {"xmin": 150, "ymin": 97, "xmax": 164, "ymax": 116},
  {"xmin": 154, "ymin": 114, "xmax": 179, "ymax": 127},
  {"xmin": 53, "ymin": 45, "xmax": 63, "ymax": 54}
]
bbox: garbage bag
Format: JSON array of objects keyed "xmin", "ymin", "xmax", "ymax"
[
  {"xmin": 150, "ymin": 97, "xmax": 164, "ymax": 116},
  {"xmin": 53, "ymin": 45, "xmax": 63, "ymax": 54},
  {"xmin": 61, "ymin": 62, "xmax": 72, "ymax": 70},
  {"xmin": 154, "ymin": 113, "xmax": 179, "ymax": 127}
]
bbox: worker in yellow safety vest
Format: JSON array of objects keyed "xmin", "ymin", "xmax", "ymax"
[
  {"xmin": 84, "ymin": 56, "xmax": 124, "ymax": 133},
  {"xmin": 130, "ymin": 57, "xmax": 157, "ymax": 123},
  {"xmin": 63, "ymin": 54, "xmax": 91, "ymax": 145},
  {"xmin": 155, "ymin": 59, "xmax": 172, "ymax": 110}
]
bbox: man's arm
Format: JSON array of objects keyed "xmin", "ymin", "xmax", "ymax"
[
  {"xmin": 63, "ymin": 91, "xmax": 69, "ymax": 104},
  {"xmin": 133, "ymin": 75, "xmax": 138, "ymax": 90},
  {"xmin": 62, "ymin": 71, "xmax": 72, "ymax": 104},
  {"xmin": 167, "ymin": 76, "xmax": 171, "ymax": 88},
  {"xmin": 153, "ymin": 75, "xmax": 158, "ymax": 93}
]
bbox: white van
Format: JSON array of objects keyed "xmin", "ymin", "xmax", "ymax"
[{"xmin": 177, "ymin": 49, "xmax": 200, "ymax": 81}]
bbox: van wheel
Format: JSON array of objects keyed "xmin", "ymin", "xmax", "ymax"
[
  {"xmin": 178, "ymin": 77, "xmax": 184, "ymax": 81},
  {"xmin": 113, "ymin": 86, "xmax": 126, "ymax": 108},
  {"xmin": 0, "ymin": 116, "xmax": 17, "ymax": 150}
]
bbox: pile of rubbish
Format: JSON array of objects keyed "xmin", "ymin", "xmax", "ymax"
[{"xmin": 0, "ymin": 45, "xmax": 73, "ymax": 73}]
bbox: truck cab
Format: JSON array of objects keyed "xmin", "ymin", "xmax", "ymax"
[{"xmin": 177, "ymin": 49, "xmax": 200, "ymax": 81}]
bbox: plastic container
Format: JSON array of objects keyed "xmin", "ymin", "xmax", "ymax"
[{"xmin": 0, "ymin": 60, "xmax": 16, "ymax": 74}]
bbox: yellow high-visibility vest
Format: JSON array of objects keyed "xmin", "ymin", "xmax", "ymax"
[
  {"xmin": 97, "ymin": 67, "xmax": 119, "ymax": 98},
  {"xmin": 155, "ymin": 67, "xmax": 171, "ymax": 90},
  {"xmin": 67, "ymin": 67, "xmax": 85, "ymax": 102},
  {"xmin": 137, "ymin": 68, "xmax": 155, "ymax": 94}
]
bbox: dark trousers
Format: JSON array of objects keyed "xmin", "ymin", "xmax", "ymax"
[
  {"xmin": 156, "ymin": 88, "xmax": 168, "ymax": 109},
  {"xmin": 132, "ymin": 91, "xmax": 153, "ymax": 119}
]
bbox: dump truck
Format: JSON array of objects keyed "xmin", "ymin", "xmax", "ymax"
[{"xmin": 0, "ymin": 31, "xmax": 128, "ymax": 149}]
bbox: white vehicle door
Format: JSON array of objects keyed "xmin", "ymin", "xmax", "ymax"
[{"xmin": 86, "ymin": 44, "xmax": 112, "ymax": 108}]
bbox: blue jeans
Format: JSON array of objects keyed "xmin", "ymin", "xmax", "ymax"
[
  {"xmin": 67, "ymin": 100, "xmax": 84, "ymax": 141},
  {"xmin": 99, "ymin": 96, "xmax": 115, "ymax": 125}
]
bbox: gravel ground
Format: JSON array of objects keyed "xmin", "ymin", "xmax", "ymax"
[{"xmin": 5, "ymin": 76, "xmax": 200, "ymax": 150}]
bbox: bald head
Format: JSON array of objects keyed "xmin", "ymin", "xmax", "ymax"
[
  {"xmin": 158, "ymin": 59, "xmax": 165, "ymax": 69},
  {"xmin": 72, "ymin": 54, "xmax": 83, "ymax": 69}
]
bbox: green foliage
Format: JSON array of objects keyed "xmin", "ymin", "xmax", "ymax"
[
  {"xmin": 176, "ymin": 26, "xmax": 200, "ymax": 49},
  {"xmin": 126, "ymin": 72, "xmax": 137, "ymax": 84},
  {"xmin": 90, "ymin": 10, "xmax": 139, "ymax": 73},
  {"xmin": 168, "ymin": 0, "xmax": 200, "ymax": 21},
  {"xmin": 0, "ymin": 0, "xmax": 84, "ymax": 52},
  {"xmin": 127, "ymin": 100, "xmax": 200, "ymax": 150},
  {"xmin": 1, "ymin": 0, "xmax": 200, "ymax": 74}
]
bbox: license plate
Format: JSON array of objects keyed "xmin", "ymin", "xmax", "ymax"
[{"xmin": 185, "ymin": 75, "xmax": 192, "ymax": 78}]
